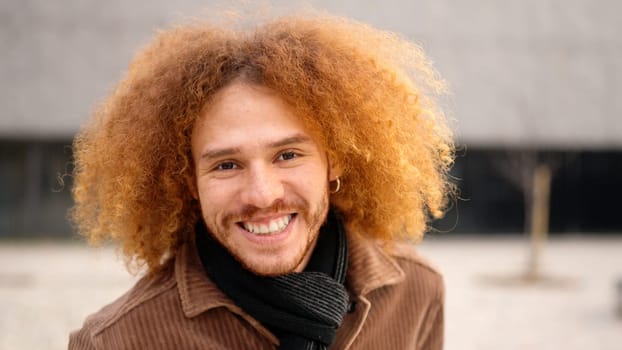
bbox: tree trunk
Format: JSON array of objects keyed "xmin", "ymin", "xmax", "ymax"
[{"xmin": 526, "ymin": 163, "xmax": 552, "ymax": 279}]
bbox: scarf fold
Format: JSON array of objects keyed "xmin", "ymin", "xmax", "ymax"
[{"xmin": 196, "ymin": 209, "xmax": 349, "ymax": 350}]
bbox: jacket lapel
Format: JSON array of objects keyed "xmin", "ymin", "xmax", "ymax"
[
  {"xmin": 333, "ymin": 233, "xmax": 406, "ymax": 349},
  {"xmin": 175, "ymin": 239, "xmax": 280, "ymax": 345}
]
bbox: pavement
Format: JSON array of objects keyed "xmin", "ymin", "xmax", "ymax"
[{"xmin": 0, "ymin": 235, "xmax": 620, "ymax": 350}]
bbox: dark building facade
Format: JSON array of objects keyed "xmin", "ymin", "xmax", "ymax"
[
  {"xmin": 2, "ymin": 139, "xmax": 621, "ymax": 237},
  {"xmin": 2, "ymin": 0, "xmax": 621, "ymax": 237}
]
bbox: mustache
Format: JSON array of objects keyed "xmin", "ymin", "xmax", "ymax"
[{"xmin": 223, "ymin": 198, "xmax": 309, "ymax": 223}]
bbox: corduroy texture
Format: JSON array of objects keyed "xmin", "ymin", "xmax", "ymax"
[{"xmin": 69, "ymin": 234, "xmax": 444, "ymax": 350}]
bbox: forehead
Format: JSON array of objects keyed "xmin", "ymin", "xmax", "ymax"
[
  {"xmin": 201, "ymin": 83, "xmax": 301, "ymax": 128},
  {"xmin": 191, "ymin": 82, "xmax": 320, "ymax": 155}
]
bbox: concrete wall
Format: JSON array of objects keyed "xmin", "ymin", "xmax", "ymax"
[{"xmin": 2, "ymin": 0, "xmax": 621, "ymax": 147}]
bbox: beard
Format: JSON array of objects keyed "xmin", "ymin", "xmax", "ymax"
[{"xmin": 206, "ymin": 192, "xmax": 330, "ymax": 276}]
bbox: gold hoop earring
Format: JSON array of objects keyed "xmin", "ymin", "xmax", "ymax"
[{"xmin": 330, "ymin": 177, "xmax": 341, "ymax": 194}]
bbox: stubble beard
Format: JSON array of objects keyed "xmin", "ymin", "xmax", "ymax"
[{"xmin": 208, "ymin": 191, "xmax": 330, "ymax": 277}]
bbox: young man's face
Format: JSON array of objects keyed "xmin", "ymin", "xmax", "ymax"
[{"xmin": 191, "ymin": 82, "xmax": 336, "ymax": 276}]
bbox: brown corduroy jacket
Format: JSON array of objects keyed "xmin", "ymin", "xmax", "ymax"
[{"xmin": 69, "ymin": 233, "xmax": 444, "ymax": 349}]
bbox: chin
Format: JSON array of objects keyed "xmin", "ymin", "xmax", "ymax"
[{"xmin": 239, "ymin": 255, "xmax": 303, "ymax": 277}]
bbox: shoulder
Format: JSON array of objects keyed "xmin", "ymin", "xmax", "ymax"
[
  {"xmin": 341, "ymin": 238, "xmax": 444, "ymax": 348},
  {"xmin": 385, "ymin": 240, "xmax": 442, "ymax": 276},
  {"xmin": 348, "ymin": 232, "xmax": 444, "ymax": 302},
  {"xmin": 384, "ymin": 240, "xmax": 444, "ymax": 301},
  {"xmin": 68, "ymin": 262, "xmax": 177, "ymax": 348}
]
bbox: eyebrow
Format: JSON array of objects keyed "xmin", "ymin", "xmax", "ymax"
[
  {"xmin": 267, "ymin": 134, "xmax": 312, "ymax": 148},
  {"xmin": 200, "ymin": 147, "xmax": 241, "ymax": 161},
  {"xmin": 200, "ymin": 133, "xmax": 313, "ymax": 161}
]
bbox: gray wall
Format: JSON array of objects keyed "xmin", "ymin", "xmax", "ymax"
[{"xmin": 2, "ymin": 0, "xmax": 621, "ymax": 147}]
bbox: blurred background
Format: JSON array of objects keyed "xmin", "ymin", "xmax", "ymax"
[{"xmin": 1, "ymin": 0, "xmax": 620, "ymax": 349}]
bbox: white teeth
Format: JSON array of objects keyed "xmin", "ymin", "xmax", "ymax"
[
  {"xmin": 242, "ymin": 215, "xmax": 292, "ymax": 235},
  {"xmin": 277, "ymin": 216, "xmax": 286, "ymax": 228},
  {"xmin": 269, "ymin": 221, "xmax": 279, "ymax": 232}
]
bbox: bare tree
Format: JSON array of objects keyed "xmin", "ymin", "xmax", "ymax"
[{"xmin": 494, "ymin": 150, "xmax": 556, "ymax": 281}]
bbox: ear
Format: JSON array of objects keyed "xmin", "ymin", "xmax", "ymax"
[
  {"xmin": 186, "ymin": 174, "xmax": 199, "ymax": 200},
  {"xmin": 327, "ymin": 153, "xmax": 343, "ymax": 181}
]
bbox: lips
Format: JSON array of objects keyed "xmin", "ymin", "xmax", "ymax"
[{"xmin": 239, "ymin": 214, "xmax": 294, "ymax": 235}]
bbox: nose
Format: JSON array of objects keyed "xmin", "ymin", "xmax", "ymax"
[{"xmin": 240, "ymin": 164, "xmax": 285, "ymax": 208}]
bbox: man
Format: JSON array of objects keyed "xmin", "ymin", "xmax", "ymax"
[{"xmin": 69, "ymin": 13, "xmax": 454, "ymax": 350}]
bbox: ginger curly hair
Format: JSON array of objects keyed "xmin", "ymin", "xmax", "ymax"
[{"xmin": 72, "ymin": 14, "xmax": 455, "ymax": 272}]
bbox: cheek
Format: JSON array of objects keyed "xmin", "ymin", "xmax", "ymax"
[
  {"xmin": 309, "ymin": 162, "xmax": 330, "ymax": 185},
  {"xmin": 291, "ymin": 166, "xmax": 328, "ymax": 198},
  {"xmin": 197, "ymin": 180, "xmax": 234, "ymax": 216}
]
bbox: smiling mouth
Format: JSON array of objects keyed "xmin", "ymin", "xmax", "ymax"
[{"xmin": 238, "ymin": 214, "xmax": 296, "ymax": 235}]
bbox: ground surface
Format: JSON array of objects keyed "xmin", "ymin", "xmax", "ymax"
[{"xmin": 0, "ymin": 236, "xmax": 620, "ymax": 350}]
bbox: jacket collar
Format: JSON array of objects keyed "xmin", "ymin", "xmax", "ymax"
[
  {"xmin": 176, "ymin": 238, "xmax": 280, "ymax": 344},
  {"xmin": 345, "ymin": 232, "xmax": 405, "ymax": 296},
  {"xmin": 176, "ymin": 238, "xmax": 233, "ymax": 318},
  {"xmin": 175, "ymin": 231, "xmax": 405, "ymax": 318}
]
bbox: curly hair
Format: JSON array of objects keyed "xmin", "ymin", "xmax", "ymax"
[{"xmin": 71, "ymin": 14, "xmax": 455, "ymax": 272}]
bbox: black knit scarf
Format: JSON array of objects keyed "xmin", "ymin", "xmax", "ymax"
[{"xmin": 196, "ymin": 210, "xmax": 349, "ymax": 350}]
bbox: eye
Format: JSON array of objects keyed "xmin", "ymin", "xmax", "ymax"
[
  {"xmin": 277, "ymin": 151, "xmax": 298, "ymax": 161},
  {"xmin": 214, "ymin": 161, "xmax": 238, "ymax": 171}
]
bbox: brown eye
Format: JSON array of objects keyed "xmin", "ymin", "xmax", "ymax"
[
  {"xmin": 277, "ymin": 151, "xmax": 298, "ymax": 161},
  {"xmin": 215, "ymin": 162, "xmax": 237, "ymax": 171}
]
